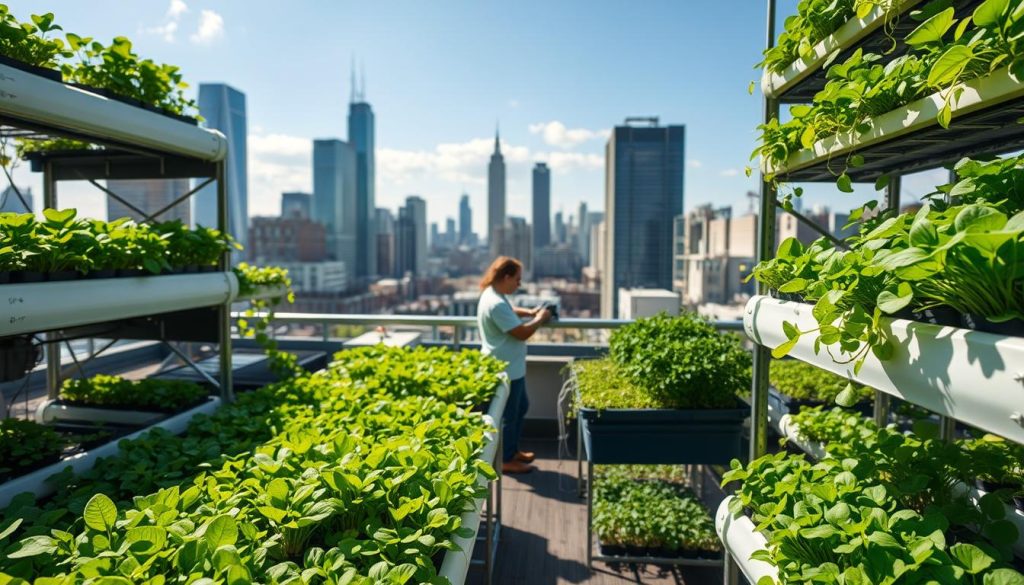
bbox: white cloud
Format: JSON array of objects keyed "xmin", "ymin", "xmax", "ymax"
[
  {"xmin": 507, "ymin": 99, "xmax": 520, "ymax": 109},
  {"xmin": 167, "ymin": 0, "xmax": 188, "ymax": 19},
  {"xmin": 528, "ymin": 121, "xmax": 610, "ymax": 149},
  {"xmin": 543, "ymin": 151, "xmax": 603, "ymax": 172},
  {"xmin": 688, "ymin": 160, "xmax": 703, "ymax": 169},
  {"xmin": 247, "ymin": 132, "xmax": 312, "ymax": 217},
  {"xmin": 142, "ymin": 0, "xmax": 187, "ymax": 42},
  {"xmin": 190, "ymin": 10, "xmax": 224, "ymax": 45},
  {"xmin": 719, "ymin": 168, "xmax": 740, "ymax": 177}
]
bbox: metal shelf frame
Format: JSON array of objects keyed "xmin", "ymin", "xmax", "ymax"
[{"xmin": 0, "ymin": 61, "xmax": 235, "ymax": 404}]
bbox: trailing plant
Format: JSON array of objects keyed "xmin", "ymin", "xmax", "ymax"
[
  {"xmin": 594, "ymin": 467, "xmax": 718, "ymax": 555},
  {"xmin": 235, "ymin": 263, "xmax": 298, "ymax": 379},
  {"xmin": 770, "ymin": 359, "xmax": 872, "ymax": 404},
  {"xmin": 608, "ymin": 313, "xmax": 752, "ymax": 408},
  {"xmin": 60, "ymin": 375, "xmax": 208, "ymax": 413},
  {"xmin": 0, "ymin": 419, "xmax": 66, "ymax": 483}
]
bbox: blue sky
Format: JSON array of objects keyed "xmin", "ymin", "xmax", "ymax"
[{"xmin": 7, "ymin": 1, "xmax": 945, "ymax": 233}]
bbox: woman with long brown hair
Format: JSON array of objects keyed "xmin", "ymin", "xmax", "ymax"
[{"xmin": 477, "ymin": 256, "xmax": 551, "ymax": 474}]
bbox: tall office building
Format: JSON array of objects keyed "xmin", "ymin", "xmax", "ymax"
[
  {"xmin": 577, "ymin": 201, "xmax": 590, "ymax": 262},
  {"xmin": 348, "ymin": 78, "xmax": 377, "ymax": 278},
  {"xmin": 281, "ymin": 192, "xmax": 313, "ymax": 219},
  {"xmin": 487, "ymin": 129, "xmax": 506, "ymax": 256},
  {"xmin": 430, "ymin": 222, "xmax": 440, "ymax": 248},
  {"xmin": 195, "ymin": 83, "xmax": 248, "ymax": 254},
  {"xmin": 107, "ymin": 180, "xmax": 191, "ymax": 224},
  {"xmin": 312, "ymin": 139, "xmax": 358, "ymax": 275},
  {"xmin": 445, "ymin": 218, "xmax": 457, "ymax": 246},
  {"xmin": 504, "ymin": 216, "xmax": 532, "ymax": 276},
  {"xmin": 554, "ymin": 211, "xmax": 566, "ymax": 244},
  {"xmin": 532, "ymin": 163, "xmax": 551, "ymax": 254},
  {"xmin": 0, "ymin": 186, "xmax": 31, "ymax": 213},
  {"xmin": 394, "ymin": 196, "xmax": 427, "ymax": 276},
  {"xmin": 376, "ymin": 208, "xmax": 395, "ymax": 277},
  {"xmin": 601, "ymin": 118, "xmax": 685, "ymax": 318},
  {"xmin": 459, "ymin": 194, "xmax": 472, "ymax": 245}
]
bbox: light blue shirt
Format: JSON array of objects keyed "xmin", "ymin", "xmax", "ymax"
[{"xmin": 477, "ymin": 286, "xmax": 527, "ymax": 380}]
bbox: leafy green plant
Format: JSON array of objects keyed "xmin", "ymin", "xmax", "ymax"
[
  {"xmin": 770, "ymin": 359, "xmax": 873, "ymax": 403},
  {"xmin": 571, "ymin": 357, "xmax": 661, "ymax": 412},
  {"xmin": 608, "ymin": 313, "xmax": 751, "ymax": 408},
  {"xmin": 594, "ymin": 467, "xmax": 718, "ymax": 555},
  {"xmin": 789, "ymin": 405, "xmax": 879, "ymax": 444},
  {"xmin": 0, "ymin": 6, "xmax": 70, "ymax": 70},
  {"xmin": 0, "ymin": 419, "xmax": 66, "ymax": 483},
  {"xmin": 60, "ymin": 375, "xmax": 208, "ymax": 412},
  {"xmin": 0, "ymin": 347, "xmax": 506, "ymax": 584}
]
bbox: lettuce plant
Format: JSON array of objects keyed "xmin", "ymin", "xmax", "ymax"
[{"xmin": 60, "ymin": 375, "xmax": 208, "ymax": 412}]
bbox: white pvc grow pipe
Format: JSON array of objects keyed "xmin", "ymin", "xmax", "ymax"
[
  {"xmin": 716, "ymin": 497, "xmax": 779, "ymax": 584},
  {"xmin": 777, "ymin": 414, "xmax": 828, "ymax": 460},
  {"xmin": 438, "ymin": 376, "xmax": 510, "ymax": 585},
  {"xmin": 0, "ymin": 272, "xmax": 238, "ymax": 337},
  {"xmin": 744, "ymin": 296, "xmax": 1024, "ymax": 445},
  {"xmin": 0, "ymin": 397, "xmax": 220, "ymax": 509},
  {"xmin": 0, "ymin": 63, "xmax": 227, "ymax": 161},
  {"xmin": 36, "ymin": 400, "xmax": 167, "ymax": 427},
  {"xmin": 761, "ymin": 0, "xmax": 922, "ymax": 98},
  {"xmin": 765, "ymin": 66, "xmax": 1024, "ymax": 176}
]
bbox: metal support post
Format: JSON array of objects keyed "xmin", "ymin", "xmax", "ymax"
[
  {"xmin": 586, "ymin": 459, "xmax": 594, "ymax": 567},
  {"xmin": 873, "ymin": 174, "xmax": 902, "ymax": 427},
  {"xmin": 724, "ymin": 550, "xmax": 740, "ymax": 585},
  {"xmin": 750, "ymin": 0, "xmax": 780, "ymax": 468},
  {"xmin": 495, "ymin": 428, "xmax": 503, "ymax": 530},
  {"xmin": 216, "ymin": 161, "xmax": 233, "ymax": 403},
  {"xmin": 577, "ymin": 417, "xmax": 585, "ymax": 497},
  {"xmin": 43, "ymin": 161, "xmax": 61, "ymax": 400},
  {"xmin": 484, "ymin": 482, "xmax": 494, "ymax": 585},
  {"xmin": 453, "ymin": 324, "xmax": 462, "ymax": 350},
  {"xmin": 939, "ymin": 416, "xmax": 957, "ymax": 441}
]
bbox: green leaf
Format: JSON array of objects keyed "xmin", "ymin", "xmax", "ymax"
[
  {"xmin": 835, "ymin": 383, "xmax": 859, "ymax": 407},
  {"xmin": 83, "ymin": 493, "xmax": 117, "ymax": 532},
  {"xmin": 984, "ymin": 519, "xmax": 1019, "ymax": 546},
  {"xmin": 906, "ymin": 7, "xmax": 956, "ymax": 46},
  {"xmin": 776, "ymin": 237, "xmax": 804, "ymax": 259},
  {"xmin": 850, "ymin": 154, "xmax": 865, "ymax": 167},
  {"xmin": 973, "ymin": 0, "xmax": 1009, "ymax": 27},
  {"xmin": 874, "ymin": 174, "xmax": 891, "ymax": 191},
  {"xmin": 877, "ymin": 282, "xmax": 914, "ymax": 314},
  {"xmin": 800, "ymin": 124, "xmax": 817, "ymax": 149},
  {"xmin": 837, "ymin": 173, "xmax": 854, "ymax": 193},
  {"xmin": 205, "ymin": 515, "xmax": 238, "ymax": 548},
  {"xmin": 984, "ymin": 569, "xmax": 1024, "ymax": 585},
  {"xmin": 772, "ymin": 336, "xmax": 800, "ymax": 359},
  {"xmin": 956, "ymin": 205, "xmax": 1006, "ymax": 233},
  {"xmin": 6, "ymin": 535, "xmax": 56, "ymax": 558},
  {"xmin": 779, "ymin": 278, "xmax": 808, "ymax": 293},
  {"xmin": 0, "ymin": 517, "xmax": 22, "ymax": 540},
  {"xmin": 950, "ymin": 543, "xmax": 995, "ymax": 574},
  {"xmin": 928, "ymin": 45, "xmax": 974, "ymax": 88},
  {"xmin": 866, "ymin": 531, "xmax": 900, "ymax": 548},
  {"xmin": 938, "ymin": 102, "xmax": 953, "ymax": 128}
]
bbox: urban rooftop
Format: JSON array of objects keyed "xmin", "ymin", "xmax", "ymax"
[{"xmin": 2, "ymin": 1, "xmax": 1024, "ymax": 584}]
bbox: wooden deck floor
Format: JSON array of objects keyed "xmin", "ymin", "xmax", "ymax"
[{"xmin": 477, "ymin": 439, "xmax": 724, "ymax": 585}]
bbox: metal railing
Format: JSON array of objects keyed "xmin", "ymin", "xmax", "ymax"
[{"xmin": 230, "ymin": 311, "xmax": 745, "ymax": 346}]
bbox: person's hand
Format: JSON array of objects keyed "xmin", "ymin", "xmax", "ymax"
[
  {"xmin": 538, "ymin": 308, "xmax": 553, "ymax": 323},
  {"xmin": 530, "ymin": 305, "xmax": 543, "ymax": 317}
]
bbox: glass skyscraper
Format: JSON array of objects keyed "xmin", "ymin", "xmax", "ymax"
[
  {"xmin": 532, "ymin": 163, "xmax": 551, "ymax": 254},
  {"xmin": 348, "ymin": 101, "xmax": 377, "ymax": 279},
  {"xmin": 195, "ymin": 83, "xmax": 248, "ymax": 258},
  {"xmin": 487, "ymin": 130, "xmax": 506, "ymax": 256},
  {"xmin": 312, "ymin": 139, "xmax": 358, "ymax": 278},
  {"xmin": 459, "ymin": 194, "xmax": 472, "ymax": 245},
  {"xmin": 600, "ymin": 119, "xmax": 685, "ymax": 318}
]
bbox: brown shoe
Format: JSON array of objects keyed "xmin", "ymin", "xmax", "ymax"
[
  {"xmin": 514, "ymin": 451, "xmax": 535, "ymax": 463},
  {"xmin": 502, "ymin": 460, "xmax": 535, "ymax": 474}
]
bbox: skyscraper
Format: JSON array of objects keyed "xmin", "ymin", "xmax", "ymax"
[
  {"xmin": 406, "ymin": 196, "xmax": 427, "ymax": 275},
  {"xmin": 348, "ymin": 76, "xmax": 377, "ymax": 279},
  {"xmin": 487, "ymin": 129, "xmax": 506, "ymax": 256},
  {"xmin": 107, "ymin": 180, "xmax": 191, "ymax": 224},
  {"xmin": 505, "ymin": 217, "xmax": 532, "ymax": 277},
  {"xmin": 195, "ymin": 83, "xmax": 248, "ymax": 254},
  {"xmin": 430, "ymin": 222, "xmax": 439, "ymax": 249},
  {"xmin": 445, "ymin": 217, "xmax": 457, "ymax": 246},
  {"xmin": 459, "ymin": 194, "xmax": 472, "ymax": 245},
  {"xmin": 312, "ymin": 139, "xmax": 358, "ymax": 275},
  {"xmin": 577, "ymin": 201, "xmax": 590, "ymax": 263},
  {"xmin": 281, "ymin": 192, "xmax": 313, "ymax": 219},
  {"xmin": 376, "ymin": 208, "xmax": 395, "ymax": 277},
  {"xmin": 554, "ymin": 211, "xmax": 566, "ymax": 244},
  {"xmin": 532, "ymin": 163, "xmax": 551, "ymax": 255},
  {"xmin": 601, "ymin": 118, "xmax": 685, "ymax": 318}
]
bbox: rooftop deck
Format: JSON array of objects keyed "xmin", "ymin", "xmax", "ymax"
[{"xmin": 484, "ymin": 439, "xmax": 725, "ymax": 585}]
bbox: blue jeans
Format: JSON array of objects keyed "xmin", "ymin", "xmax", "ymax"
[{"xmin": 502, "ymin": 377, "xmax": 529, "ymax": 462}]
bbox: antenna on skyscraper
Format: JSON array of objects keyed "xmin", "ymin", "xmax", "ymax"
[
  {"xmin": 360, "ymin": 61, "xmax": 366, "ymax": 101},
  {"xmin": 349, "ymin": 56, "xmax": 356, "ymax": 103}
]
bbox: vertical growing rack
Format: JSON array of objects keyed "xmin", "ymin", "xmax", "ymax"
[
  {"xmin": 722, "ymin": 1, "xmax": 1024, "ymax": 582},
  {"xmin": 0, "ymin": 61, "xmax": 234, "ymax": 419}
]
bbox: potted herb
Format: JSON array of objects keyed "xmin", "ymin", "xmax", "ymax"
[{"xmin": 572, "ymin": 313, "xmax": 750, "ymax": 465}]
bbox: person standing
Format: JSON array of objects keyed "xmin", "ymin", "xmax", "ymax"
[{"xmin": 477, "ymin": 256, "xmax": 552, "ymax": 474}]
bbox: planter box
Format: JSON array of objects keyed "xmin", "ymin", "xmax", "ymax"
[
  {"xmin": 437, "ymin": 378, "xmax": 509, "ymax": 585},
  {"xmin": 0, "ymin": 397, "xmax": 220, "ymax": 509},
  {"xmin": 578, "ymin": 403, "xmax": 748, "ymax": 465}
]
